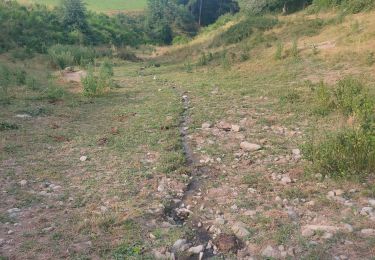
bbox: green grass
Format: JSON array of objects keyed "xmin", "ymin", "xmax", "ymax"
[{"xmin": 19, "ymin": 0, "xmax": 147, "ymax": 12}]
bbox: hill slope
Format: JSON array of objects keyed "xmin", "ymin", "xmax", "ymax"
[{"xmin": 18, "ymin": 0, "xmax": 147, "ymax": 12}]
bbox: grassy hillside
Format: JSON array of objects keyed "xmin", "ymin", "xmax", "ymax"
[
  {"xmin": 18, "ymin": 0, "xmax": 147, "ymax": 12},
  {"xmin": 1, "ymin": 5, "xmax": 375, "ymax": 260}
]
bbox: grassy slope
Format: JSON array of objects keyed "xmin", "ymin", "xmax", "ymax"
[
  {"xmin": 1, "ymin": 9, "xmax": 375, "ymax": 260},
  {"xmin": 18, "ymin": 0, "xmax": 147, "ymax": 12}
]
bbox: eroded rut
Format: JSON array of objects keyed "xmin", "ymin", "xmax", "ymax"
[{"xmin": 162, "ymin": 90, "xmax": 216, "ymax": 259}]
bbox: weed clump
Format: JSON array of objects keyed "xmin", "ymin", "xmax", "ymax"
[
  {"xmin": 304, "ymin": 78, "xmax": 374, "ymax": 180},
  {"xmin": 82, "ymin": 63, "xmax": 114, "ymax": 97},
  {"xmin": 48, "ymin": 44, "xmax": 95, "ymax": 69}
]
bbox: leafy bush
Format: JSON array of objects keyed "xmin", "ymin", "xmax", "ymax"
[
  {"xmin": 304, "ymin": 78, "xmax": 375, "ymax": 180},
  {"xmin": 274, "ymin": 41, "xmax": 284, "ymax": 60},
  {"xmin": 218, "ymin": 16, "xmax": 278, "ymax": 45},
  {"xmin": 303, "ymin": 128, "xmax": 375, "ymax": 179},
  {"xmin": 82, "ymin": 64, "xmax": 113, "ymax": 97},
  {"xmin": 309, "ymin": 81, "xmax": 335, "ymax": 115},
  {"xmin": 48, "ymin": 45, "xmax": 95, "ymax": 69},
  {"xmin": 0, "ymin": 122, "xmax": 19, "ymax": 131},
  {"xmin": 334, "ymin": 78, "xmax": 373, "ymax": 121},
  {"xmin": 312, "ymin": 0, "xmax": 375, "ymax": 13},
  {"xmin": 172, "ymin": 35, "xmax": 190, "ymax": 45}
]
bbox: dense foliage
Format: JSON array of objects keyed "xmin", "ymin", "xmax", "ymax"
[
  {"xmin": 312, "ymin": 0, "xmax": 375, "ymax": 13},
  {"xmin": 0, "ymin": 0, "xmax": 146, "ymax": 52},
  {"xmin": 242, "ymin": 0, "xmax": 312, "ymax": 14}
]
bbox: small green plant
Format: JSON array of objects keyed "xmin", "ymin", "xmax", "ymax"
[
  {"xmin": 221, "ymin": 51, "xmax": 231, "ymax": 70},
  {"xmin": 172, "ymin": 35, "xmax": 189, "ymax": 45},
  {"xmin": 112, "ymin": 243, "xmax": 142, "ymax": 259},
  {"xmin": 82, "ymin": 64, "xmax": 113, "ymax": 97},
  {"xmin": 280, "ymin": 89, "xmax": 301, "ymax": 104},
  {"xmin": 198, "ymin": 52, "xmax": 208, "ymax": 66},
  {"xmin": 45, "ymin": 84, "xmax": 66, "ymax": 102},
  {"xmin": 334, "ymin": 78, "xmax": 372, "ymax": 117},
  {"xmin": 290, "ymin": 38, "xmax": 299, "ymax": 58},
  {"xmin": 303, "ymin": 128, "xmax": 375, "ymax": 180},
  {"xmin": 48, "ymin": 44, "xmax": 95, "ymax": 69},
  {"xmin": 274, "ymin": 41, "xmax": 284, "ymax": 60},
  {"xmin": 310, "ymin": 81, "xmax": 335, "ymax": 116},
  {"xmin": 184, "ymin": 60, "xmax": 193, "ymax": 73},
  {"xmin": 366, "ymin": 51, "xmax": 375, "ymax": 66},
  {"xmin": 0, "ymin": 122, "xmax": 19, "ymax": 131},
  {"xmin": 25, "ymin": 76, "xmax": 40, "ymax": 91}
]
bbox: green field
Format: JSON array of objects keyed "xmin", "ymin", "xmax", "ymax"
[{"xmin": 19, "ymin": 0, "xmax": 147, "ymax": 12}]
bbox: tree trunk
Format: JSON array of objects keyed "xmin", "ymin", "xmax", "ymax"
[{"xmin": 198, "ymin": 0, "xmax": 203, "ymax": 26}]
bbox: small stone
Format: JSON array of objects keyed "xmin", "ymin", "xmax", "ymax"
[
  {"xmin": 15, "ymin": 114, "xmax": 31, "ymax": 118},
  {"xmin": 232, "ymin": 222, "xmax": 250, "ymax": 238},
  {"xmin": 327, "ymin": 190, "xmax": 344, "ymax": 197},
  {"xmin": 80, "ymin": 156, "xmax": 88, "ymax": 162},
  {"xmin": 301, "ymin": 225, "xmax": 339, "ymax": 237},
  {"xmin": 42, "ymin": 226, "xmax": 54, "ymax": 232},
  {"xmin": 369, "ymin": 199, "xmax": 375, "ymax": 207},
  {"xmin": 281, "ymin": 176, "xmax": 292, "ymax": 185},
  {"xmin": 343, "ymin": 224, "xmax": 354, "ymax": 233},
  {"xmin": 199, "ymin": 252, "xmax": 204, "ymax": 260},
  {"xmin": 19, "ymin": 180, "xmax": 27, "ymax": 186},
  {"xmin": 202, "ymin": 122, "xmax": 212, "ymax": 129},
  {"xmin": 215, "ymin": 217, "xmax": 225, "ymax": 225},
  {"xmin": 360, "ymin": 207, "xmax": 373, "ymax": 216},
  {"xmin": 305, "ymin": 201, "xmax": 315, "ymax": 207},
  {"xmin": 217, "ymin": 121, "xmax": 232, "ymax": 131},
  {"xmin": 292, "ymin": 149, "xmax": 301, "ymax": 156},
  {"xmin": 173, "ymin": 239, "xmax": 190, "ymax": 252},
  {"xmin": 322, "ymin": 232, "xmax": 333, "ymax": 239},
  {"xmin": 360, "ymin": 229, "xmax": 375, "ymax": 237},
  {"xmin": 149, "ymin": 233, "xmax": 156, "ymax": 239},
  {"xmin": 214, "ymin": 234, "xmax": 239, "ymax": 253},
  {"xmin": 240, "ymin": 142, "xmax": 261, "ymax": 152},
  {"xmin": 188, "ymin": 245, "xmax": 204, "ymax": 254},
  {"xmin": 262, "ymin": 245, "xmax": 279, "ymax": 258},
  {"xmin": 7, "ymin": 230, "xmax": 14, "ymax": 235},
  {"xmin": 231, "ymin": 125, "xmax": 241, "ymax": 132},
  {"xmin": 0, "ymin": 238, "xmax": 5, "ymax": 246}
]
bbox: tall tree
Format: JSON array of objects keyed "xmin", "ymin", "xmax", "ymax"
[{"xmin": 59, "ymin": 0, "xmax": 88, "ymax": 32}]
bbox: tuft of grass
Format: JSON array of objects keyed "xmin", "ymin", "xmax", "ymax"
[
  {"xmin": 274, "ymin": 41, "xmax": 284, "ymax": 60},
  {"xmin": 48, "ymin": 44, "xmax": 95, "ymax": 69},
  {"xmin": 0, "ymin": 122, "xmax": 19, "ymax": 131},
  {"xmin": 303, "ymin": 128, "xmax": 375, "ymax": 180},
  {"xmin": 309, "ymin": 81, "xmax": 335, "ymax": 116}
]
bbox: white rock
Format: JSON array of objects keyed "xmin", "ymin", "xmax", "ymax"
[
  {"xmin": 232, "ymin": 222, "xmax": 250, "ymax": 238},
  {"xmin": 173, "ymin": 239, "xmax": 189, "ymax": 252},
  {"xmin": 15, "ymin": 114, "xmax": 31, "ymax": 118},
  {"xmin": 0, "ymin": 238, "xmax": 5, "ymax": 246},
  {"xmin": 240, "ymin": 142, "xmax": 261, "ymax": 152},
  {"xmin": 262, "ymin": 245, "xmax": 279, "ymax": 258},
  {"xmin": 202, "ymin": 122, "xmax": 212, "ymax": 129},
  {"xmin": 281, "ymin": 176, "xmax": 292, "ymax": 185},
  {"xmin": 149, "ymin": 233, "xmax": 156, "ymax": 239},
  {"xmin": 188, "ymin": 245, "xmax": 204, "ymax": 254},
  {"xmin": 360, "ymin": 207, "xmax": 373, "ymax": 216},
  {"xmin": 80, "ymin": 156, "xmax": 88, "ymax": 162},
  {"xmin": 292, "ymin": 149, "xmax": 301, "ymax": 156},
  {"xmin": 343, "ymin": 224, "xmax": 354, "ymax": 233},
  {"xmin": 360, "ymin": 229, "xmax": 375, "ymax": 237},
  {"xmin": 243, "ymin": 210, "xmax": 256, "ymax": 217},
  {"xmin": 231, "ymin": 125, "xmax": 241, "ymax": 132},
  {"xmin": 369, "ymin": 199, "xmax": 375, "ymax": 207},
  {"xmin": 19, "ymin": 180, "xmax": 27, "ymax": 186},
  {"xmin": 301, "ymin": 225, "xmax": 339, "ymax": 237},
  {"xmin": 215, "ymin": 217, "xmax": 225, "ymax": 225},
  {"xmin": 7, "ymin": 230, "xmax": 14, "ymax": 235},
  {"xmin": 327, "ymin": 190, "xmax": 344, "ymax": 197}
]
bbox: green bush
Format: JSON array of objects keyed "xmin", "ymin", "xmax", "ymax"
[
  {"xmin": 82, "ymin": 64, "xmax": 113, "ymax": 97},
  {"xmin": 334, "ymin": 78, "xmax": 373, "ymax": 120},
  {"xmin": 274, "ymin": 41, "xmax": 284, "ymax": 60},
  {"xmin": 48, "ymin": 44, "xmax": 95, "ymax": 69},
  {"xmin": 218, "ymin": 16, "xmax": 278, "ymax": 45},
  {"xmin": 303, "ymin": 128, "xmax": 375, "ymax": 179},
  {"xmin": 0, "ymin": 122, "xmax": 19, "ymax": 131},
  {"xmin": 309, "ymin": 81, "xmax": 335, "ymax": 115},
  {"xmin": 304, "ymin": 78, "xmax": 374, "ymax": 180},
  {"xmin": 172, "ymin": 35, "xmax": 190, "ymax": 45},
  {"xmin": 312, "ymin": 0, "xmax": 375, "ymax": 13}
]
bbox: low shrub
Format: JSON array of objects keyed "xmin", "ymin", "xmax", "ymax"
[
  {"xmin": 304, "ymin": 77, "xmax": 374, "ymax": 180},
  {"xmin": 303, "ymin": 128, "xmax": 375, "ymax": 179},
  {"xmin": 48, "ymin": 44, "xmax": 95, "ymax": 69},
  {"xmin": 334, "ymin": 78, "xmax": 373, "ymax": 121},
  {"xmin": 172, "ymin": 35, "xmax": 190, "ymax": 45},
  {"xmin": 309, "ymin": 81, "xmax": 335, "ymax": 115},
  {"xmin": 82, "ymin": 64, "xmax": 113, "ymax": 97},
  {"xmin": 0, "ymin": 122, "xmax": 19, "ymax": 131},
  {"xmin": 274, "ymin": 41, "xmax": 284, "ymax": 60},
  {"xmin": 218, "ymin": 16, "xmax": 278, "ymax": 45}
]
